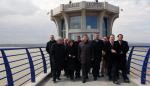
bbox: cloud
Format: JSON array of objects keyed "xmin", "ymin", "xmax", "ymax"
[
  {"xmin": 0, "ymin": 0, "xmax": 40, "ymax": 16},
  {"xmin": 112, "ymin": 0, "xmax": 150, "ymax": 43},
  {"xmin": 0, "ymin": 0, "xmax": 150, "ymax": 44}
]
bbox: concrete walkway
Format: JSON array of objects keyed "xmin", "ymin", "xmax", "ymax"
[{"xmin": 37, "ymin": 74, "xmax": 138, "ymax": 86}]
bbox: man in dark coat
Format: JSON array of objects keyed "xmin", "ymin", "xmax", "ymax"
[
  {"xmin": 105, "ymin": 34, "xmax": 120, "ymax": 85},
  {"xmin": 116, "ymin": 34, "xmax": 129, "ymax": 83},
  {"xmin": 50, "ymin": 38, "xmax": 66, "ymax": 83},
  {"xmin": 46, "ymin": 35, "xmax": 56, "ymax": 77},
  {"xmin": 63, "ymin": 38, "xmax": 69, "ymax": 78},
  {"xmin": 74, "ymin": 36, "xmax": 81, "ymax": 79},
  {"xmin": 101, "ymin": 37, "xmax": 109, "ymax": 77},
  {"xmin": 91, "ymin": 33, "xmax": 104, "ymax": 80},
  {"xmin": 78, "ymin": 34, "xmax": 93, "ymax": 83}
]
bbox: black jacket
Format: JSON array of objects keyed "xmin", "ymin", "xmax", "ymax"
[
  {"xmin": 51, "ymin": 43, "xmax": 66, "ymax": 69},
  {"xmin": 92, "ymin": 39, "xmax": 104, "ymax": 60},
  {"xmin": 105, "ymin": 41, "xmax": 119, "ymax": 61},
  {"xmin": 46, "ymin": 40, "xmax": 56, "ymax": 54},
  {"xmin": 115, "ymin": 40, "xmax": 129, "ymax": 57}
]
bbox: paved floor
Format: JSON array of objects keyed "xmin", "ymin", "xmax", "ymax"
[{"xmin": 38, "ymin": 74, "xmax": 137, "ymax": 86}]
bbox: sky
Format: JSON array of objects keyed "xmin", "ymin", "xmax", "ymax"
[{"xmin": 0, "ymin": 0, "xmax": 150, "ymax": 44}]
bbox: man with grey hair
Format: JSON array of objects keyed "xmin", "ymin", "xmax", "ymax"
[
  {"xmin": 46, "ymin": 35, "xmax": 56, "ymax": 78},
  {"xmin": 50, "ymin": 37, "xmax": 66, "ymax": 83}
]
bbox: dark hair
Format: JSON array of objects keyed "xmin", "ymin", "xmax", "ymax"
[{"xmin": 117, "ymin": 34, "xmax": 123, "ymax": 37}]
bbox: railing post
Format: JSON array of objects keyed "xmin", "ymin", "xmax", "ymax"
[
  {"xmin": 1, "ymin": 50, "xmax": 14, "ymax": 86},
  {"xmin": 39, "ymin": 48, "xmax": 47, "ymax": 73},
  {"xmin": 141, "ymin": 48, "xmax": 150, "ymax": 84},
  {"xmin": 26, "ymin": 48, "xmax": 35, "ymax": 82},
  {"xmin": 127, "ymin": 46, "xmax": 134, "ymax": 74}
]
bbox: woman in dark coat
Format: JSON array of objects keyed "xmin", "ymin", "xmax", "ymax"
[{"xmin": 66, "ymin": 40, "xmax": 77, "ymax": 80}]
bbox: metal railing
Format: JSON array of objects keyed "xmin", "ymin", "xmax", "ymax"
[
  {"xmin": 0, "ymin": 47, "xmax": 50, "ymax": 86},
  {"xmin": 127, "ymin": 46, "xmax": 150, "ymax": 84},
  {"xmin": 0, "ymin": 46, "xmax": 150, "ymax": 86}
]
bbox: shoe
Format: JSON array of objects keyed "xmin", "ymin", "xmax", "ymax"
[
  {"xmin": 94, "ymin": 77, "xmax": 97, "ymax": 81},
  {"xmin": 101, "ymin": 74, "xmax": 104, "ymax": 77},
  {"xmin": 98, "ymin": 75, "xmax": 101, "ymax": 78},
  {"xmin": 57, "ymin": 77, "xmax": 61, "ymax": 80},
  {"xmin": 86, "ymin": 76, "xmax": 89, "ymax": 79},
  {"xmin": 49, "ymin": 73, "xmax": 52, "ymax": 78},
  {"xmin": 109, "ymin": 77, "xmax": 112, "ymax": 81},
  {"xmin": 75, "ymin": 76, "xmax": 81, "ymax": 79},
  {"xmin": 82, "ymin": 79, "xmax": 86, "ymax": 83},
  {"xmin": 53, "ymin": 79, "xmax": 56, "ymax": 83},
  {"xmin": 124, "ymin": 78, "xmax": 130, "ymax": 83},
  {"xmin": 113, "ymin": 80, "xmax": 120, "ymax": 85},
  {"xmin": 70, "ymin": 76, "xmax": 74, "ymax": 80}
]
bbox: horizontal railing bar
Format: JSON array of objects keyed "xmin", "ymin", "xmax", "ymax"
[
  {"xmin": 11, "ymin": 62, "xmax": 29, "ymax": 69},
  {"xmin": 130, "ymin": 71, "xmax": 141, "ymax": 77},
  {"xmin": 132, "ymin": 54, "xmax": 145, "ymax": 57},
  {"xmin": 130, "ymin": 66, "xmax": 141, "ymax": 72},
  {"xmin": 0, "ymin": 76, "xmax": 6, "ymax": 80},
  {"xmin": 0, "ymin": 47, "xmax": 45, "ymax": 50},
  {"xmin": 146, "ymin": 80, "xmax": 150, "ymax": 83},
  {"xmin": 19, "ymin": 78, "xmax": 31, "ymax": 86},
  {"xmin": 32, "ymin": 58, "xmax": 42, "ymax": 63},
  {"xmin": 131, "ymin": 61, "xmax": 143, "ymax": 66},
  {"xmin": 146, "ymin": 73, "xmax": 150, "ymax": 76},
  {"xmin": 34, "ymin": 61, "xmax": 43, "ymax": 66},
  {"xmin": 129, "ymin": 46, "xmax": 150, "ymax": 47},
  {"xmin": 29, "ymin": 51, "xmax": 41, "ymax": 54},
  {"xmin": 12, "ymin": 67, "xmax": 30, "ymax": 76},
  {"xmin": 132, "ymin": 58, "xmax": 144, "ymax": 62},
  {"xmin": 133, "ymin": 49, "xmax": 147, "ymax": 52},
  {"xmin": 6, "ymin": 53, "xmax": 27, "ymax": 58},
  {"xmin": 0, "ymin": 62, "xmax": 4, "ymax": 65},
  {"xmin": 14, "ymin": 72, "xmax": 31, "ymax": 82},
  {"xmin": 0, "ymin": 69, "xmax": 6, "ymax": 73},
  {"xmin": 9, "ymin": 58, "xmax": 28, "ymax": 63},
  {"xmin": 34, "ymin": 66, "xmax": 43, "ymax": 71},
  {"xmin": 32, "ymin": 54, "xmax": 41, "ymax": 58},
  {"xmin": 35, "ymin": 70, "xmax": 44, "ymax": 77}
]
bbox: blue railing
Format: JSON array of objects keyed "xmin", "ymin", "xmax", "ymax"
[
  {"xmin": 0, "ymin": 46, "xmax": 150, "ymax": 86},
  {"xmin": 0, "ymin": 47, "xmax": 50, "ymax": 86},
  {"xmin": 127, "ymin": 46, "xmax": 150, "ymax": 84}
]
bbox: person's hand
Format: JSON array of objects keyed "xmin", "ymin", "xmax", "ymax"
[
  {"xmin": 69, "ymin": 54, "xmax": 71, "ymax": 57},
  {"xmin": 111, "ymin": 49, "xmax": 116, "ymax": 53},
  {"xmin": 73, "ymin": 56, "xmax": 75, "ymax": 58}
]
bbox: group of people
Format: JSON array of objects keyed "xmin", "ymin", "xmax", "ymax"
[{"xmin": 46, "ymin": 33, "xmax": 129, "ymax": 85}]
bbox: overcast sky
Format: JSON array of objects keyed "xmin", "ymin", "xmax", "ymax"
[{"xmin": 0, "ymin": 0, "xmax": 150, "ymax": 44}]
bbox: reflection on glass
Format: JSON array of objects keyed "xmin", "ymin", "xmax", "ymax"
[
  {"xmin": 86, "ymin": 16, "xmax": 98, "ymax": 29},
  {"xmin": 70, "ymin": 16, "xmax": 81, "ymax": 29}
]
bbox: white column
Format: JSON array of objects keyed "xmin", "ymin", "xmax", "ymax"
[
  {"xmin": 99, "ymin": 11, "xmax": 105, "ymax": 37},
  {"xmin": 81, "ymin": 9, "xmax": 86, "ymax": 31},
  {"xmin": 62, "ymin": 12, "xmax": 69, "ymax": 38}
]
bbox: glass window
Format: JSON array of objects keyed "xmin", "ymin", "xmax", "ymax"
[
  {"xmin": 86, "ymin": 16, "xmax": 98, "ymax": 29},
  {"xmin": 70, "ymin": 33, "xmax": 82, "ymax": 40},
  {"xmin": 102, "ymin": 17, "xmax": 110, "ymax": 36},
  {"xmin": 69, "ymin": 16, "xmax": 81, "ymax": 29}
]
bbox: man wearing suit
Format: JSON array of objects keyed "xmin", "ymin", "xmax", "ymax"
[
  {"xmin": 116, "ymin": 34, "xmax": 130, "ymax": 83},
  {"xmin": 74, "ymin": 36, "xmax": 82, "ymax": 79},
  {"xmin": 91, "ymin": 33, "xmax": 104, "ymax": 80},
  {"xmin": 78, "ymin": 34, "xmax": 93, "ymax": 83},
  {"xmin": 46, "ymin": 35, "xmax": 56, "ymax": 77},
  {"xmin": 105, "ymin": 34, "xmax": 120, "ymax": 85},
  {"xmin": 50, "ymin": 38, "xmax": 66, "ymax": 83}
]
